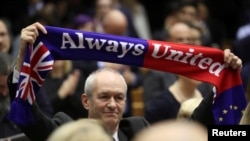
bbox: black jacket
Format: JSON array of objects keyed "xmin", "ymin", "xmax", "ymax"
[{"xmin": 17, "ymin": 104, "xmax": 149, "ymax": 141}]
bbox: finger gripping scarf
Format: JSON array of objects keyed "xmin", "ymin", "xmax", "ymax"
[{"xmin": 8, "ymin": 26, "xmax": 247, "ymax": 125}]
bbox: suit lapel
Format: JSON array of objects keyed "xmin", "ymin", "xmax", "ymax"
[{"xmin": 118, "ymin": 129, "xmax": 128, "ymax": 141}]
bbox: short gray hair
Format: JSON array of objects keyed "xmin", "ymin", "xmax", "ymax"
[{"xmin": 84, "ymin": 67, "xmax": 127, "ymax": 97}]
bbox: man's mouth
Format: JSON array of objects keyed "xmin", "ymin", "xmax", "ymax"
[{"xmin": 104, "ymin": 112, "xmax": 117, "ymax": 116}]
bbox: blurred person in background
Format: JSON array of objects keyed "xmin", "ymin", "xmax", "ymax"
[
  {"xmin": 0, "ymin": 52, "xmax": 22, "ymax": 138},
  {"xmin": 145, "ymin": 22, "xmax": 213, "ymax": 123},
  {"xmin": 0, "ymin": 18, "xmax": 16, "ymax": 61},
  {"xmin": 47, "ymin": 118, "xmax": 112, "ymax": 141},
  {"xmin": 92, "ymin": 0, "xmax": 116, "ymax": 33},
  {"xmin": 118, "ymin": 0, "xmax": 152, "ymax": 39},
  {"xmin": 132, "ymin": 119, "xmax": 207, "ymax": 141},
  {"xmin": 40, "ymin": 60, "xmax": 88, "ymax": 119}
]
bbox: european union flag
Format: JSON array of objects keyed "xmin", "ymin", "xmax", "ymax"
[{"xmin": 212, "ymin": 84, "xmax": 247, "ymax": 125}]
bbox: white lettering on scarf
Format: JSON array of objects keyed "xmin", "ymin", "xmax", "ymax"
[
  {"xmin": 60, "ymin": 32, "xmax": 145, "ymax": 58},
  {"xmin": 151, "ymin": 43, "xmax": 225, "ymax": 77}
]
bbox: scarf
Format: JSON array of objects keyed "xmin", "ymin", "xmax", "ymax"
[{"xmin": 8, "ymin": 26, "xmax": 247, "ymax": 125}]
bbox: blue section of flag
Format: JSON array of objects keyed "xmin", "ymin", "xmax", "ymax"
[{"xmin": 212, "ymin": 85, "xmax": 247, "ymax": 125}]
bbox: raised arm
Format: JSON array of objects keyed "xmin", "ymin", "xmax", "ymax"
[{"xmin": 9, "ymin": 23, "xmax": 72, "ymax": 141}]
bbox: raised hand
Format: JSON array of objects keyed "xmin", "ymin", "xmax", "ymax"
[
  {"xmin": 16, "ymin": 22, "xmax": 47, "ymax": 71},
  {"xmin": 223, "ymin": 49, "xmax": 242, "ymax": 70}
]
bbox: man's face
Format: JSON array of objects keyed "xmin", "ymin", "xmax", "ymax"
[
  {"xmin": 0, "ymin": 21, "xmax": 10, "ymax": 53},
  {"xmin": 83, "ymin": 71, "xmax": 126, "ymax": 130},
  {"xmin": 0, "ymin": 75, "xmax": 8, "ymax": 97}
]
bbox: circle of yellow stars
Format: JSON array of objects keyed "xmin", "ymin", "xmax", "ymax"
[{"xmin": 217, "ymin": 104, "xmax": 245, "ymax": 123}]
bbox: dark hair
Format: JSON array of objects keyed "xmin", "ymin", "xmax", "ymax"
[
  {"xmin": 163, "ymin": 1, "xmax": 180, "ymax": 17},
  {"xmin": 178, "ymin": 0, "xmax": 198, "ymax": 10},
  {"xmin": 0, "ymin": 17, "xmax": 12, "ymax": 34}
]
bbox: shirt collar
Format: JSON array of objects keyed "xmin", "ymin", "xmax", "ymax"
[{"xmin": 113, "ymin": 130, "xmax": 119, "ymax": 141}]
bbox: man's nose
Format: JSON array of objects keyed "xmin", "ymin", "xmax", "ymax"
[{"xmin": 107, "ymin": 97, "xmax": 116, "ymax": 107}]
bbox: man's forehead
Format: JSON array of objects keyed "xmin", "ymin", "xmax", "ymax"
[
  {"xmin": 96, "ymin": 70, "xmax": 120, "ymax": 77},
  {"xmin": 94, "ymin": 71, "xmax": 126, "ymax": 89}
]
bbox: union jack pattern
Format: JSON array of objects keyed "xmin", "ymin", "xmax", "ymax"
[{"xmin": 16, "ymin": 42, "xmax": 54, "ymax": 104}]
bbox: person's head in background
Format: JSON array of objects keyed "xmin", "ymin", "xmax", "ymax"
[
  {"xmin": 0, "ymin": 18, "xmax": 12, "ymax": 55},
  {"xmin": 132, "ymin": 119, "xmax": 207, "ymax": 141},
  {"xmin": 187, "ymin": 22, "xmax": 205, "ymax": 46},
  {"xmin": 162, "ymin": 1, "xmax": 181, "ymax": 31},
  {"xmin": 102, "ymin": 9, "xmax": 128, "ymax": 35},
  {"xmin": 72, "ymin": 14, "xmax": 95, "ymax": 31},
  {"xmin": 167, "ymin": 22, "xmax": 192, "ymax": 44},
  {"xmin": 196, "ymin": 1, "xmax": 209, "ymax": 22},
  {"xmin": 167, "ymin": 21, "xmax": 207, "ymax": 46},
  {"xmin": 95, "ymin": 0, "xmax": 116, "ymax": 20},
  {"xmin": 81, "ymin": 68, "xmax": 127, "ymax": 134},
  {"xmin": 162, "ymin": 0, "xmax": 198, "ymax": 32},
  {"xmin": 189, "ymin": 24, "xmax": 202, "ymax": 45},
  {"xmin": 176, "ymin": 0, "xmax": 198, "ymax": 24},
  {"xmin": 47, "ymin": 118, "xmax": 113, "ymax": 141},
  {"xmin": 175, "ymin": 0, "xmax": 212, "ymax": 47}
]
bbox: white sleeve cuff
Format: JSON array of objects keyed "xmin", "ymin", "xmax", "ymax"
[{"xmin": 13, "ymin": 67, "xmax": 20, "ymax": 83}]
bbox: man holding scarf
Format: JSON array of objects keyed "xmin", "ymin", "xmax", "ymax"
[{"xmin": 8, "ymin": 22, "xmax": 243, "ymax": 141}]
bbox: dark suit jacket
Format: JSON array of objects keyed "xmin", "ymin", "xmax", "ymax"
[
  {"xmin": 7, "ymin": 72, "xmax": 149, "ymax": 141},
  {"xmin": 17, "ymin": 104, "xmax": 149, "ymax": 141}
]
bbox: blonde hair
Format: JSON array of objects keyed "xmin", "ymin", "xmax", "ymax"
[
  {"xmin": 177, "ymin": 97, "xmax": 203, "ymax": 118},
  {"xmin": 62, "ymin": 60, "xmax": 72, "ymax": 74},
  {"xmin": 132, "ymin": 119, "xmax": 207, "ymax": 141},
  {"xmin": 47, "ymin": 118, "xmax": 112, "ymax": 141},
  {"xmin": 239, "ymin": 102, "xmax": 250, "ymax": 125}
]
